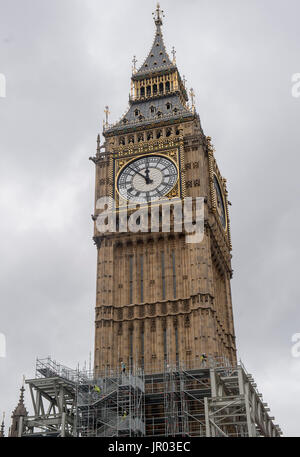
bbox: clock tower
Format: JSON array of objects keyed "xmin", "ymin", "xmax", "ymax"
[{"xmin": 92, "ymin": 4, "xmax": 236, "ymax": 375}]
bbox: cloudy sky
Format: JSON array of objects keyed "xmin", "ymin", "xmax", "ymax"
[{"xmin": 0, "ymin": 0, "xmax": 299, "ymax": 437}]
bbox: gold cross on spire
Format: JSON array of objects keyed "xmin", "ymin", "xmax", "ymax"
[
  {"xmin": 152, "ymin": 3, "xmax": 164, "ymax": 25},
  {"xmin": 171, "ymin": 46, "xmax": 176, "ymax": 64},
  {"xmin": 132, "ymin": 55, "xmax": 137, "ymax": 74},
  {"xmin": 104, "ymin": 106, "xmax": 110, "ymax": 127},
  {"xmin": 189, "ymin": 88, "xmax": 195, "ymax": 112}
]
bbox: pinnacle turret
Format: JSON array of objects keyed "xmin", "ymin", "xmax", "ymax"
[
  {"xmin": 0, "ymin": 413, "xmax": 5, "ymax": 437},
  {"xmin": 9, "ymin": 383, "xmax": 28, "ymax": 437}
]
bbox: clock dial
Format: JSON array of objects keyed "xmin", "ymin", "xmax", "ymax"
[
  {"xmin": 117, "ymin": 155, "xmax": 178, "ymax": 203},
  {"xmin": 213, "ymin": 175, "xmax": 227, "ymax": 229}
]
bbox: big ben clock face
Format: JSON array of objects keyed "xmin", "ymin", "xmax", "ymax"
[
  {"xmin": 213, "ymin": 175, "xmax": 227, "ymax": 229},
  {"xmin": 117, "ymin": 154, "xmax": 178, "ymax": 203}
]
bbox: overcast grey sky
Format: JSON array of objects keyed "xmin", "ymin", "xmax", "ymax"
[{"xmin": 0, "ymin": 0, "xmax": 299, "ymax": 436}]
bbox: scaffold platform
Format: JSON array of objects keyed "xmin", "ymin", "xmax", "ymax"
[{"xmin": 18, "ymin": 357, "xmax": 282, "ymax": 437}]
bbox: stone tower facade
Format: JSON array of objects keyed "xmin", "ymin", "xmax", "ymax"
[{"xmin": 92, "ymin": 5, "xmax": 236, "ymax": 374}]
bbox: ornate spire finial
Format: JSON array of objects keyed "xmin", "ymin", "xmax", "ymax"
[
  {"xmin": 104, "ymin": 106, "xmax": 110, "ymax": 128},
  {"xmin": 182, "ymin": 75, "xmax": 187, "ymax": 88},
  {"xmin": 171, "ymin": 46, "xmax": 176, "ymax": 64},
  {"xmin": 0, "ymin": 412, "xmax": 5, "ymax": 437},
  {"xmin": 97, "ymin": 134, "xmax": 100, "ymax": 153},
  {"xmin": 9, "ymin": 381, "xmax": 28, "ymax": 437},
  {"xmin": 19, "ymin": 385, "xmax": 25, "ymax": 404},
  {"xmin": 189, "ymin": 88, "xmax": 195, "ymax": 112},
  {"xmin": 152, "ymin": 3, "xmax": 164, "ymax": 26},
  {"xmin": 132, "ymin": 55, "xmax": 137, "ymax": 74}
]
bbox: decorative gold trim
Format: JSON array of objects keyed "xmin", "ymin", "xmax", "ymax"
[
  {"xmin": 207, "ymin": 142, "xmax": 216, "ymax": 210},
  {"xmin": 176, "ymin": 129, "xmax": 186, "ymax": 198},
  {"xmin": 108, "ymin": 157, "xmax": 113, "ymax": 199},
  {"xmin": 223, "ymin": 178, "xmax": 232, "ymax": 250},
  {"xmin": 212, "ymin": 173, "xmax": 228, "ymax": 232},
  {"xmin": 113, "ymin": 135, "xmax": 182, "ymax": 157},
  {"xmin": 207, "ymin": 136, "xmax": 229, "ymax": 234}
]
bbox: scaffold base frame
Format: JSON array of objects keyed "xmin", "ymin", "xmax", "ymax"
[{"xmin": 19, "ymin": 357, "xmax": 282, "ymax": 437}]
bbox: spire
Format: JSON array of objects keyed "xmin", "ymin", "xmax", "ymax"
[
  {"xmin": 171, "ymin": 46, "xmax": 176, "ymax": 64},
  {"xmin": 13, "ymin": 384, "xmax": 27, "ymax": 416},
  {"xmin": 9, "ymin": 381, "xmax": 28, "ymax": 437},
  {"xmin": 153, "ymin": 2, "xmax": 164, "ymax": 26},
  {"xmin": 104, "ymin": 106, "xmax": 110, "ymax": 129},
  {"xmin": 0, "ymin": 413, "xmax": 5, "ymax": 437},
  {"xmin": 103, "ymin": 4, "xmax": 196, "ymax": 135},
  {"xmin": 136, "ymin": 3, "xmax": 174, "ymax": 76},
  {"xmin": 132, "ymin": 55, "xmax": 138, "ymax": 74},
  {"xmin": 189, "ymin": 88, "xmax": 195, "ymax": 113}
]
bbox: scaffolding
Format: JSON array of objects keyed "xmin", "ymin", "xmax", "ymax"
[
  {"xmin": 21, "ymin": 358, "xmax": 79, "ymax": 437},
  {"xmin": 76, "ymin": 367, "xmax": 145, "ymax": 437},
  {"xmin": 19, "ymin": 356, "xmax": 282, "ymax": 437}
]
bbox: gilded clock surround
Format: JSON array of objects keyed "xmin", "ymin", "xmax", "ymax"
[
  {"xmin": 114, "ymin": 149, "xmax": 182, "ymax": 206},
  {"xmin": 207, "ymin": 136, "xmax": 231, "ymax": 237},
  {"xmin": 213, "ymin": 173, "xmax": 227, "ymax": 231}
]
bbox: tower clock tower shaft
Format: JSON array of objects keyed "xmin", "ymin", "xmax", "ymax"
[{"xmin": 91, "ymin": 6, "xmax": 236, "ymax": 374}]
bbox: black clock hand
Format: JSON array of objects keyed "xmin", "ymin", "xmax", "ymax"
[
  {"xmin": 129, "ymin": 166, "xmax": 148, "ymax": 182},
  {"xmin": 129, "ymin": 165, "xmax": 153, "ymax": 184},
  {"xmin": 144, "ymin": 168, "xmax": 153, "ymax": 184}
]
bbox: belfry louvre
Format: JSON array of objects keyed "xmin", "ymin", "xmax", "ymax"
[{"xmin": 10, "ymin": 4, "xmax": 282, "ymax": 438}]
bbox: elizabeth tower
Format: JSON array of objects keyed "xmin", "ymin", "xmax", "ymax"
[{"xmin": 92, "ymin": 5, "xmax": 236, "ymax": 375}]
